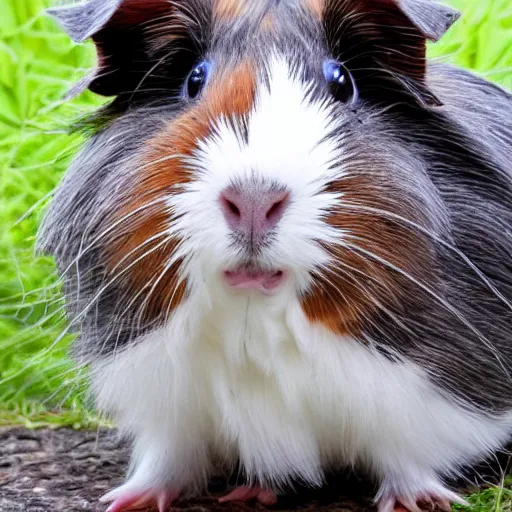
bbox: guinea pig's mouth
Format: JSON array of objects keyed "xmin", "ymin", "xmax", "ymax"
[{"xmin": 222, "ymin": 268, "xmax": 286, "ymax": 295}]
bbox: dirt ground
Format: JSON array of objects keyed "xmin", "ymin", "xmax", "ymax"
[
  {"xmin": 0, "ymin": 427, "xmax": 127, "ymax": 512},
  {"xmin": 0, "ymin": 427, "xmax": 509, "ymax": 512}
]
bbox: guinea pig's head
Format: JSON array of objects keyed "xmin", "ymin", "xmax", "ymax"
[{"xmin": 40, "ymin": 0, "xmax": 460, "ymax": 354}]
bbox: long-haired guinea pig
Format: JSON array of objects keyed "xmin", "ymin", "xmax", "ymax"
[{"xmin": 39, "ymin": 0, "xmax": 512, "ymax": 511}]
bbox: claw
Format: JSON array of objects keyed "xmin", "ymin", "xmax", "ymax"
[
  {"xmin": 378, "ymin": 487, "xmax": 469, "ymax": 512},
  {"xmin": 157, "ymin": 493, "xmax": 174, "ymax": 512},
  {"xmin": 219, "ymin": 486, "xmax": 277, "ymax": 506},
  {"xmin": 439, "ymin": 489, "xmax": 469, "ymax": 507},
  {"xmin": 219, "ymin": 486, "xmax": 258, "ymax": 502},
  {"xmin": 100, "ymin": 487, "xmax": 179, "ymax": 512},
  {"xmin": 105, "ymin": 492, "xmax": 145, "ymax": 512}
]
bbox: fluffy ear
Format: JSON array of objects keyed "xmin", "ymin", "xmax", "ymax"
[
  {"xmin": 47, "ymin": 0, "xmax": 181, "ymax": 97},
  {"xmin": 324, "ymin": 0, "xmax": 460, "ymax": 105},
  {"xmin": 363, "ymin": 0, "xmax": 461, "ymax": 80},
  {"xmin": 381, "ymin": 0, "xmax": 461, "ymax": 88},
  {"xmin": 47, "ymin": 0, "xmax": 124, "ymax": 43},
  {"xmin": 397, "ymin": 0, "xmax": 460, "ymax": 42}
]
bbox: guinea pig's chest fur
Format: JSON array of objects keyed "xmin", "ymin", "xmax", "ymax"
[{"xmin": 93, "ymin": 287, "xmax": 512, "ymax": 491}]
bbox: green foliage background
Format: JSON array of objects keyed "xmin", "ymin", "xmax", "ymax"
[
  {"xmin": 0, "ymin": 0, "xmax": 105, "ymax": 425},
  {"xmin": 0, "ymin": 0, "xmax": 511, "ymax": 423}
]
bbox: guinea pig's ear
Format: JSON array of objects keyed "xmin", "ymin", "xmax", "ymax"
[
  {"xmin": 46, "ymin": 0, "xmax": 124, "ymax": 43},
  {"xmin": 47, "ymin": 0, "xmax": 178, "ymax": 97},
  {"xmin": 397, "ymin": 0, "xmax": 460, "ymax": 43},
  {"xmin": 389, "ymin": 0, "xmax": 460, "ymax": 104}
]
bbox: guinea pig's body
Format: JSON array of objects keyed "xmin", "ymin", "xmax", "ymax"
[{"xmin": 40, "ymin": 0, "xmax": 512, "ymax": 511}]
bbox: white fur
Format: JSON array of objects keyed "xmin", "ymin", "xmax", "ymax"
[
  {"xmin": 94, "ymin": 295, "xmax": 512, "ymax": 502},
  {"xmin": 94, "ymin": 57, "xmax": 512, "ymax": 506},
  {"xmin": 167, "ymin": 57, "xmax": 343, "ymax": 295}
]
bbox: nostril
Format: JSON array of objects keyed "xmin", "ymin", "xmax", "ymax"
[
  {"xmin": 266, "ymin": 199, "xmax": 284, "ymax": 221},
  {"xmin": 226, "ymin": 199, "xmax": 241, "ymax": 218},
  {"xmin": 220, "ymin": 192, "xmax": 243, "ymax": 230},
  {"xmin": 265, "ymin": 193, "xmax": 289, "ymax": 227}
]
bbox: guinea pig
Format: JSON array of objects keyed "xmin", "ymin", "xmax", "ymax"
[{"xmin": 39, "ymin": 0, "xmax": 512, "ymax": 511}]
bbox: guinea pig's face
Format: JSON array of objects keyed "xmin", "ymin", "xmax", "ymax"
[{"xmin": 42, "ymin": 0, "xmax": 458, "ymax": 349}]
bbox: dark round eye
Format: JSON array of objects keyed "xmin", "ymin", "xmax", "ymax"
[
  {"xmin": 323, "ymin": 60, "xmax": 358, "ymax": 104},
  {"xmin": 185, "ymin": 61, "xmax": 211, "ymax": 99}
]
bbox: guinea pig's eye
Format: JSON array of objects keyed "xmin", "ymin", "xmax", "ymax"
[
  {"xmin": 323, "ymin": 60, "xmax": 358, "ymax": 104},
  {"xmin": 185, "ymin": 60, "xmax": 211, "ymax": 99}
]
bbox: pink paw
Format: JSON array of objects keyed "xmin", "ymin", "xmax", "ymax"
[
  {"xmin": 378, "ymin": 489, "xmax": 469, "ymax": 512},
  {"xmin": 218, "ymin": 486, "xmax": 277, "ymax": 506},
  {"xmin": 100, "ymin": 488, "xmax": 179, "ymax": 512}
]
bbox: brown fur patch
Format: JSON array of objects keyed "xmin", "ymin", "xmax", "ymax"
[
  {"xmin": 215, "ymin": 0, "xmax": 245, "ymax": 20},
  {"xmin": 301, "ymin": 173, "xmax": 433, "ymax": 337},
  {"xmin": 106, "ymin": 63, "xmax": 257, "ymax": 325},
  {"xmin": 306, "ymin": 0, "xmax": 324, "ymax": 18},
  {"xmin": 261, "ymin": 12, "xmax": 275, "ymax": 31}
]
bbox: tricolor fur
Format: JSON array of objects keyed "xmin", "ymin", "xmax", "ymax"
[{"xmin": 39, "ymin": 0, "xmax": 512, "ymax": 509}]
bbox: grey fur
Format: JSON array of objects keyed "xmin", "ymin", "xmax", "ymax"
[
  {"xmin": 47, "ymin": 0, "xmax": 124, "ymax": 42},
  {"xmin": 398, "ymin": 0, "xmax": 460, "ymax": 42}
]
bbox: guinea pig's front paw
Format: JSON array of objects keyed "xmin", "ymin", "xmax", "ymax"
[
  {"xmin": 377, "ymin": 487, "xmax": 469, "ymax": 512},
  {"xmin": 99, "ymin": 485, "xmax": 180, "ymax": 512},
  {"xmin": 218, "ymin": 486, "xmax": 277, "ymax": 505}
]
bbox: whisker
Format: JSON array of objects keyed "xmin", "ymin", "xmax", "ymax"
[
  {"xmin": 339, "ymin": 240, "xmax": 512, "ymax": 381},
  {"xmin": 24, "ymin": 234, "xmax": 171, "ymax": 367},
  {"xmin": 338, "ymin": 202, "xmax": 512, "ymax": 313},
  {"xmin": 58, "ymin": 194, "xmax": 171, "ymax": 279},
  {"xmin": 318, "ymin": 260, "xmax": 418, "ymax": 338}
]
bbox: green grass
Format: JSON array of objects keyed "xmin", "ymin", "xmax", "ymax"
[
  {"xmin": 455, "ymin": 476, "xmax": 512, "ymax": 512},
  {"xmin": 0, "ymin": 0, "xmax": 511, "ymax": 508},
  {"xmin": 0, "ymin": 0, "xmax": 106, "ymax": 421}
]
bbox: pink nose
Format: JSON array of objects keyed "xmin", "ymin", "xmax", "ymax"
[{"xmin": 220, "ymin": 186, "xmax": 290, "ymax": 238}]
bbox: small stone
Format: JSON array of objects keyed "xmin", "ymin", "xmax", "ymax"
[
  {"xmin": 0, "ymin": 456, "xmax": 15, "ymax": 468},
  {"xmin": 32, "ymin": 487, "xmax": 47, "ymax": 494},
  {"xmin": 40, "ymin": 463, "xmax": 60, "ymax": 478},
  {"xmin": 4, "ymin": 440, "xmax": 40, "ymax": 454}
]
